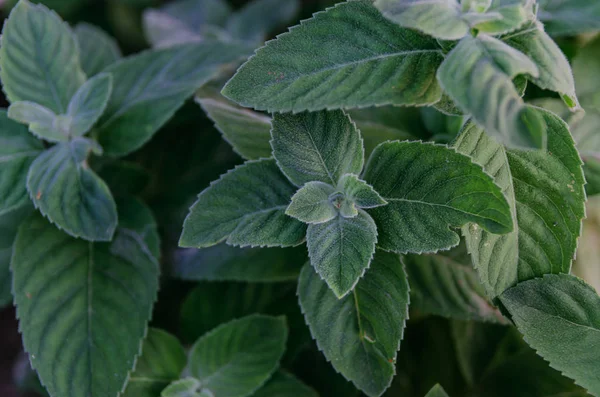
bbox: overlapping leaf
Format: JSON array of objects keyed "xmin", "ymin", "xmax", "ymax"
[
  {"xmin": 75, "ymin": 23, "xmax": 122, "ymax": 76},
  {"xmin": 161, "ymin": 378, "xmax": 202, "ymax": 397},
  {"xmin": 425, "ymin": 384, "xmax": 450, "ymax": 397},
  {"xmin": 0, "ymin": 205, "xmax": 32, "ymax": 308},
  {"xmin": 338, "ymin": 174, "xmax": 387, "ymax": 209},
  {"xmin": 286, "ymin": 182, "xmax": 337, "ymax": 224},
  {"xmin": 225, "ymin": 0, "xmax": 300, "ymax": 44}
]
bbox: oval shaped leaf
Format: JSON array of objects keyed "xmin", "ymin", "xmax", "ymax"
[
  {"xmin": 222, "ymin": 0, "xmax": 444, "ymax": 112},
  {"xmin": 27, "ymin": 138, "xmax": 118, "ymax": 242},
  {"xmin": 363, "ymin": 140, "xmax": 513, "ymax": 254},
  {"xmin": 75, "ymin": 23, "xmax": 122, "ymax": 77},
  {"xmin": 67, "ymin": 73, "xmax": 113, "ymax": 137},
  {"xmin": 286, "ymin": 182, "xmax": 337, "ymax": 224}
]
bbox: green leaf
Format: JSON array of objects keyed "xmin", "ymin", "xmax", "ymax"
[
  {"xmin": 97, "ymin": 42, "xmax": 250, "ymax": 156},
  {"xmin": 425, "ymin": 384, "xmax": 449, "ymax": 397},
  {"xmin": 161, "ymin": 378, "xmax": 202, "ymax": 397},
  {"xmin": 66, "ymin": 73, "xmax": 113, "ymax": 137},
  {"xmin": 437, "ymin": 34, "xmax": 546, "ymax": 149},
  {"xmin": 196, "ymin": 95, "xmax": 272, "ymax": 160},
  {"xmin": 0, "ymin": 0, "xmax": 86, "ymax": 113},
  {"xmin": 404, "ymin": 253, "xmax": 507, "ymax": 323},
  {"xmin": 473, "ymin": 0, "xmax": 535, "ymax": 36},
  {"xmin": 180, "ymin": 159, "xmax": 306, "ymax": 248},
  {"xmin": 12, "ymin": 214, "xmax": 159, "ymax": 397},
  {"xmin": 225, "ymin": 0, "xmax": 299, "ymax": 44},
  {"xmin": 500, "ymin": 274, "xmax": 600, "ymax": 395},
  {"xmin": 7, "ymin": 102, "xmax": 63, "ymax": 142},
  {"xmin": 584, "ymin": 159, "xmax": 600, "ymax": 197},
  {"xmin": 27, "ymin": 138, "xmax": 118, "ymax": 242},
  {"xmin": 173, "ymin": 244, "xmax": 306, "ymax": 282},
  {"xmin": 286, "ymin": 182, "xmax": 337, "ymax": 224},
  {"xmin": 0, "ymin": 205, "xmax": 32, "ymax": 308},
  {"xmin": 122, "ymin": 328, "xmax": 187, "ymax": 397},
  {"xmin": 117, "ymin": 197, "xmax": 161, "ymax": 259},
  {"xmin": 363, "ymin": 141, "xmax": 513, "ymax": 254},
  {"xmin": 307, "ymin": 209, "xmax": 377, "ymax": 297},
  {"xmin": 538, "ymin": 0, "xmax": 600, "ymax": 36},
  {"xmin": 188, "ymin": 315, "xmax": 288, "ymax": 397},
  {"xmin": 338, "ymin": 174, "xmax": 387, "ymax": 209},
  {"xmin": 75, "ymin": 23, "xmax": 122, "ymax": 77},
  {"xmin": 573, "ymin": 37, "xmax": 600, "ymax": 109},
  {"xmin": 271, "ymin": 110, "xmax": 364, "ymax": 186},
  {"xmin": 298, "ymin": 251, "xmax": 410, "ymax": 397},
  {"xmin": 502, "ymin": 22, "xmax": 579, "ymax": 110},
  {"xmin": 253, "ymin": 371, "xmax": 318, "ymax": 397},
  {"xmin": 454, "ymin": 110, "xmax": 586, "ymax": 298},
  {"xmin": 0, "ymin": 110, "xmax": 44, "ymax": 215},
  {"xmin": 222, "ymin": 0, "xmax": 444, "ymax": 112}
]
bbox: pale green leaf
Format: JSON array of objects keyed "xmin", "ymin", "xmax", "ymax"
[
  {"xmin": 338, "ymin": 174, "xmax": 387, "ymax": 209},
  {"xmin": 570, "ymin": 110, "xmax": 600, "ymax": 159},
  {"xmin": 286, "ymin": 182, "xmax": 337, "ymax": 224},
  {"xmin": 189, "ymin": 314, "xmax": 287, "ymax": 397},
  {"xmin": 298, "ymin": 251, "xmax": 410, "ymax": 397},
  {"xmin": 253, "ymin": 371, "xmax": 318, "ymax": 397},
  {"xmin": 27, "ymin": 138, "xmax": 118, "ymax": 242},
  {"xmin": 12, "ymin": 214, "xmax": 159, "ymax": 397},
  {"xmin": 0, "ymin": 0, "xmax": 86, "ymax": 113},
  {"xmin": 196, "ymin": 95, "xmax": 272, "ymax": 160},
  {"xmin": 122, "ymin": 328, "xmax": 187, "ymax": 397},
  {"xmin": 584, "ymin": 159, "xmax": 600, "ymax": 197},
  {"xmin": 75, "ymin": 23, "xmax": 122, "ymax": 77},
  {"xmin": 180, "ymin": 159, "xmax": 306, "ymax": 248},
  {"xmin": 437, "ymin": 34, "xmax": 546, "ymax": 149},
  {"xmin": 67, "ymin": 73, "xmax": 113, "ymax": 137},
  {"xmin": 307, "ymin": 209, "xmax": 377, "ymax": 297},
  {"xmin": 97, "ymin": 42, "xmax": 250, "ymax": 156},
  {"xmin": 404, "ymin": 253, "xmax": 507, "ymax": 323},
  {"xmin": 474, "ymin": 0, "xmax": 535, "ymax": 35},
  {"xmin": 7, "ymin": 101, "xmax": 63, "ymax": 142},
  {"xmin": 271, "ymin": 110, "xmax": 363, "ymax": 186},
  {"xmin": 363, "ymin": 141, "xmax": 513, "ymax": 254},
  {"xmin": 538, "ymin": 0, "xmax": 600, "ymax": 36},
  {"xmin": 226, "ymin": 0, "xmax": 299, "ymax": 44},
  {"xmin": 425, "ymin": 384, "xmax": 449, "ymax": 397},
  {"xmin": 0, "ymin": 110, "xmax": 44, "ymax": 215},
  {"xmin": 161, "ymin": 378, "xmax": 202, "ymax": 397},
  {"xmin": 500, "ymin": 274, "xmax": 600, "ymax": 395},
  {"xmin": 454, "ymin": 110, "xmax": 586, "ymax": 298},
  {"xmin": 222, "ymin": 0, "xmax": 444, "ymax": 112}
]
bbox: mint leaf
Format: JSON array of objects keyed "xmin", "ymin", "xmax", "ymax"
[
  {"xmin": 253, "ymin": 371, "xmax": 318, "ymax": 397},
  {"xmin": 338, "ymin": 174, "xmax": 387, "ymax": 209},
  {"xmin": 307, "ymin": 209, "xmax": 377, "ymax": 298},
  {"xmin": 500, "ymin": 274, "xmax": 600, "ymax": 395},
  {"xmin": 12, "ymin": 214, "xmax": 159, "ymax": 397},
  {"xmin": 222, "ymin": 0, "xmax": 444, "ymax": 112},
  {"xmin": 363, "ymin": 141, "xmax": 513, "ymax": 254},
  {"xmin": 122, "ymin": 328, "xmax": 187, "ymax": 397},
  {"xmin": 437, "ymin": 34, "xmax": 545, "ymax": 149},
  {"xmin": 225, "ymin": 0, "xmax": 299, "ymax": 44},
  {"xmin": 66, "ymin": 73, "xmax": 113, "ymax": 137},
  {"xmin": 425, "ymin": 384, "xmax": 449, "ymax": 397},
  {"xmin": 7, "ymin": 102, "xmax": 63, "ymax": 142},
  {"xmin": 189, "ymin": 315, "xmax": 287, "ymax": 397},
  {"xmin": 27, "ymin": 138, "xmax": 118, "ymax": 242},
  {"xmin": 271, "ymin": 110, "xmax": 363, "ymax": 186},
  {"xmin": 474, "ymin": 0, "xmax": 535, "ymax": 35},
  {"xmin": 454, "ymin": 109, "xmax": 586, "ymax": 298},
  {"xmin": 161, "ymin": 378, "xmax": 202, "ymax": 397},
  {"xmin": 286, "ymin": 182, "xmax": 337, "ymax": 224},
  {"xmin": 97, "ymin": 42, "xmax": 250, "ymax": 156},
  {"xmin": 573, "ymin": 37, "xmax": 600, "ymax": 109},
  {"xmin": 0, "ymin": 0, "xmax": 86, "ymax": 113},
  {"xmin": 0, "ymin": 205, "xmax": 32, "ymax": 308},
  {"xmin": 538, "ymin": 0, "xmax": 600, "ymax": 36},
  {"xmin": 75, "ymin": 23, "xmax": 122, "ymax": 76},
  {"xmin": 196, "ymin": 95, "xmax": 272, "ymax": 160},
  {"xmin": 180, "ymin": 159, "xmax": 306, "ymax": 248},
  {"xmin": 298, "ymin": 251, "xmax": 409, "ymax": 397},
  {"xmin": 0, "ymin": 110, "xmax": 44, "ymax": 215}
]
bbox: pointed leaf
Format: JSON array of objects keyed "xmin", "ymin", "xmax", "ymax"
[
  {"xmin": 7, "ymin": 102, "xmax": 64, "ymax": 142},
  {"xmin": 12, "ymin": 214, "xmax": 159, "ymax": 397},
  {"xmin": 298, "ymin": 251, "xmax": 410, "ymax": 397},
  {"xmin": 287, "ymin": 182, "xmax": 337, "ymax": 224},
  {"xmin": 97, "ymin": 42, "xmax": 250, "ymax": 156},
  {"xmin": 75, "ymin": 23, "xmax": 122, "ymax": 77},
  {"xmin": 338, "ymin": 174, "xmax": 387, "ymax": 209},
  {"xmin": 161, "ymin": 378, "xmax": 202, "ymax": 397},
  {"xmin": 271, "ymin": 110, "xmax": 364, "ymax": 186},
  {"xmin": 180, "ymin": 159, "xmax": 306, "ymax": 248},
  {"xmin": 189, "ymin": 315, "xmax": 288, "ymax": 397},
  {"xmin": 253, "ymin": 371, "xmax": 318, "ymax": 397},
  {"xmin": 363, "ymin": 141, "xmax": 513, "ymax": 254},
  {"xmin": 226, "ymin": 0, "xmax": 300, "ymax": 44},
  {"xmin": 538, "ymin": 0, "xmax": 600, "ymax": 36},
  {"xmin": 0, "ymin": 110, "xmax": 44, "ymax": 215},
  {"xmin": 0, "ymin": 205, "xmax": 32, "ymax": 308},
  {"xmin": 474, "ymin": 0, "xmax": 535, "ymax": 35},
  {"xmin": 437, "ymin": 34, "xmax": 545, "ymax": 149},
  {"xmin": 222, "ymin": 0, "xmax": 444, "ymax": 112},
  {"xmin": 425, "ymin": 384, "xmax": 449, "ymax": 397},
  {"xmin": 122, "ymin": 328, "xmax": 187, "ymax": 397},
  {"xmin": 27, "ymin": 138, "xmax": 118, "ymax": 242},
  {"xmin": 67, "ymin": 73, "xmax": 113, "ymax": 137},
  {"xmin": 500, "ymin": 274, "xmax": 600, "ymax": 395},
  {"xmin": 0, "ymin": 0, "xmax": 86, "ymax": 113}
]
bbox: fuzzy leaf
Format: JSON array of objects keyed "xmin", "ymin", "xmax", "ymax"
[
  {"xmin": 180, "ymin": 159, "xmax": 306, "ymax": 248},
  {"xmin": 189, "ymin": 314, "xmax": 287, "ymax": 397},
  {"xmin": 0, "ymin": 110, "xmax": 44, "ymax": 215},
  {"xmin": 7, "ymin": 102, "xmax": 63, "ymax": 142},
  {"xmin": 298, "ymin": 251, "xmax": 409, "ymax": 397},
  {"xmin": 474, "ymin": 0, "xmax": 535, "ymax": 35},
  {"xmin": 27, "ymin": 138, "xmax": 118, "ymax": 242},
  {"xmin": 161, "ymin": 378, "xmax": 202, "ymax": 397},
  {"xmin": 0, "ymin": 0, "xmax": 86, "ymax": 113},
  {"xmin": 12, "ymin": 214, "xmax": 159, "ymax": 397},
  {"xmin": 500, "ymin": 274, "xmax": 600, "ymax": 395},
  {"xmin": 196, "ymin": 96, "xmax": 272, "ymax": 160},
  {"xmin": 538, "ymin": 0, "xmax": 600, "ymax": 36},
  {"xmin": 0, "ymin": 205, "xmax": 32, "ymax": 308},
  {"xmin": 75, "ymin": 23, "xmax": 122, "ymax": 76},
  {"xmin": 425, "ymin": 384, "xmax": 450, "ymax": 397},
  {"xmin": 437, "ymin": 34, "xmax": 545, "ymax": 149},
  {"xmin": 225, "ymin": 0, "xmax": 300, "ymax": 44},
  {"xmin": 97, "ymin": 42, "xmax": 250, "ymax": 156},
  {"xmin": 271, "ymin": 110, "xmax": 363, "ymax": 186},
  {"xmin": 363, "ymin": 141, "xmax": 513, "ymax": 254},
  {"xmin": 122, "ymin": 328, "xmax": 187, "ymax": 397},
  {"xmin": 454, "ymin": 110, "xmax": 586, "ymax": 298},
  {"xmin": 307, "ymin": 209, "xmax": 377, "ymax": 297},
  {"xmin": 286, "ymin": 182, "xmax": 337, "ymax": 224},
  {"xmin": 66, "ymin": 73, "xmax": 113, "ymax": 137},
  {"xmin": 253, "ymin": 371, "xmax": 318, "ymax": 397},
  {"xmin": 338, "ymin": 174, "xmax": 387, "ymax": 209},
  {"xmin": 222, "ymin": 0, "xmax": 444, "ymax": 112}
]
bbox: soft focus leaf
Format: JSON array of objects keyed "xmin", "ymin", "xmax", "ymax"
[
  {"xmin": 0, "ymin": 205, "xmax": 32, "ymax": 308},
  {"xmin": 75, "ymin": 23, "xmax": 122, "ymax": 76},
  {"xmin": 161, "ymin": 378, "xmax": 202, "ymax": 397},
  {"xmin": 7, "ymin": 102, "xmax": 64, "ymax": 142},
  {"xmin": 424, "ymin": 384, "xmax": 449, "ymax": 397},
  {"xmin": 538, "ymin": 0, "xmax": 600, "ymax": 36},
  {"xmin": 252, "ymin": 371, "xmax": 318, "ymax": 397},
  {"xmin": 66, "ymin": 73, "xmax": 113, "ymax": 137},
  {"xmin": 338, "ymin": 174, "xmax": 387, "ymax": 209},
  {"xmin": 225, "ymin": 0, "xmax": 300, "ymax": 44}
]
